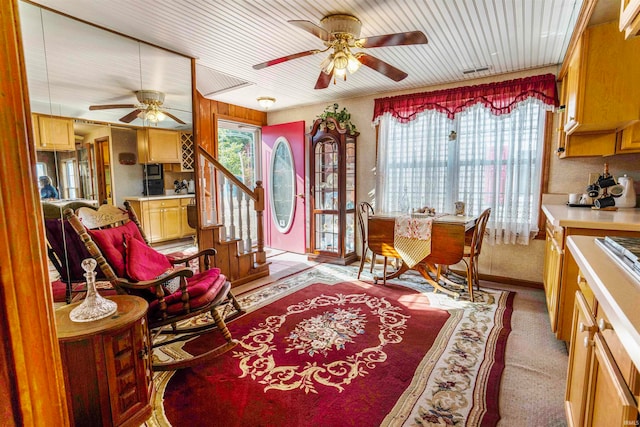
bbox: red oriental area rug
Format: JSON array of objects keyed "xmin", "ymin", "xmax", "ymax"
[{"xmin": 152, "ymin": 272, "xmax": 513, "ymax": 427}]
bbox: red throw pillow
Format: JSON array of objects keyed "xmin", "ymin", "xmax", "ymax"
[
  {"xmin": 125, "ymin": 236, "xmax": 172, "ymax": 281},
  {"xmin": 124, "ymin": 236, "xmax": 181, "ymax": 294},
  {"xmin": 88, "ymin": 221, "xmax": 145, "ymax": 277}
]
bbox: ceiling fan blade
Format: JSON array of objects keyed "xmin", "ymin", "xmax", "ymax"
[
  {"xmin": 357, "ymin": 54, "xmax": 408, "ymax": 82},
  {"xmin": 89, "ymin": 104, "xmax": 136, "ymax": 111},
  {"xmin": 314, "ymin": 70, "xmax": 333, "ymax": 90},
  {"xmin": 253, "ymin": 50, "xmax": 320, "ymax": 70},
  {"xmin": 359, "ymin": 31, "xmax": 428, "ymax": 48},
  {"xmin": 162, "ymin": 110, "xmax": 186, "ymax": 125},
  {"xmin": 288, "ymin": 20, "xmax": 332, "ymax": 41},
  {"xmin": 119, "ymin": 109, "xmax": 143, "ymax": 123}
]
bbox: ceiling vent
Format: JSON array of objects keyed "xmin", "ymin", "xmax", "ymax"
[{"xmin": 462, "ymin": 66, "xmax": 490, "ymax": 75}]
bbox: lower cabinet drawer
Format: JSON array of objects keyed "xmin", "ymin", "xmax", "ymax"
[
  {"xmin": 595, "ymin": 305, "xmax": 640, "ymax": 397},
  {"xmin": 146, "ymin": 199, "xmax": 180, "ymax": 209}
]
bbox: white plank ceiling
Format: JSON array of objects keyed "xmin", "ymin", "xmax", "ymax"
[{"xmin": 20, "ymin": 0, "xmax": 617, "ymax": 129}]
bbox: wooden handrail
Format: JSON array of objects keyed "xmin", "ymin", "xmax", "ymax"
[{"xmin": 200, "ymin": 149, "xmax": 258, "ymax": 202}]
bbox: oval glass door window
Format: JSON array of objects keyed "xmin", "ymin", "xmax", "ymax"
[{"xmin": 269, "ymin": 137, "xmax": 296, "ymax": 233}]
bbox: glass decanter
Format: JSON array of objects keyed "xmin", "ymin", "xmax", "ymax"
[{"xmin": 69, "ymin": 258, "xmax": 117, "ymax": 322}]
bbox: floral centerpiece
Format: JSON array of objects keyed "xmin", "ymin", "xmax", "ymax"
[{"xmin": 317, "ymin": 103, "xmax": 358, "ymax": 134}]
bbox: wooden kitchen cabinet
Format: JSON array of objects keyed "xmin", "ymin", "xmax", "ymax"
[
  {"xmin": 127, "ymin": 197, "xmax": 195, "ymax": 243},
  {"xmin": 137, "ymin": 128, "xmax": 181, "ymax": 164},
  {"xmin": 180, "ymin": 197, "xmax": 196, "ymax": 237},
  {"xmin": 540, "ymin": 209, "xmax": 640, "ymax": 342},
  {"xmin": 620, "ymin": 0, "xmax": 640, "ymax": 39},
  {"xmin": 617, "ymin": 121, "xmax": 640, "ymax": 153},
  {"xmin": 56, "ymin": 295, "xmax": 153, "ymax": 427},
  {"xmin": 564, "ymin": 272, "xmax": 639, "ymax": 426},
  {"xmin": 565, "ymin": 291, "xmax": 597, "ymax": 427},
  {"xmin": 559, "ymin": 21, "xmax": 640, "ymax": 157},
  {"xmin": 33, "ymin": 114, "xmax": 75, "ymax": 151},
  {"xmin": 543, "ymin": 221, "xmax": 564, "ymax": 332}
]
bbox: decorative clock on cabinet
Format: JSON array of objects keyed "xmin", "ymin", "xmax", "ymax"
[{"xmin": 308, "ymin": 117, "xmax": 358, "ymax": 265}]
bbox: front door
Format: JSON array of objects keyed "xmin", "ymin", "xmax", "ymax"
[{"xmin": 262, "ymin": 121, "xmax": 306, "ymax": 254}]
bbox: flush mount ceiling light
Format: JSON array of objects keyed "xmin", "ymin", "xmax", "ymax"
[
  {"xmin": 253, "ymin": 14, "xmax": 428, "ymax": 89},
  {"xmin": 257, "ymin": 96, "xmax": 276, "ymax": 110}
]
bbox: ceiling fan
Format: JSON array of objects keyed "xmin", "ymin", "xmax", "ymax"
[
  {"xmin": 253, "ymin": 14, "xmax": 428, "ymax": 89},
  {"xmin": 89, "ymin": 90, "xmax": 185, "ymax": 124}
]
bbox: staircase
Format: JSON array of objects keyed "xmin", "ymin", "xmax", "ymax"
[{"xmin": 194, "ymin": 151, "xmax": 269, "ymax": 287}]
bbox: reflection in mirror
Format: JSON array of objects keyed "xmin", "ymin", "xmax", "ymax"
[{"xmin": 20, "ymin": 1, "xmax": 194, "ymax": 304}]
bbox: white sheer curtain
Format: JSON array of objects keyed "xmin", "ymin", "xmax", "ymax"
[
  {"xmin": 376, "ymin": 110, "xmax": 453, "ymax": 214},
  {"xmin": 376, "ymin": 98, "xmax": 548, "ymax": 245}
]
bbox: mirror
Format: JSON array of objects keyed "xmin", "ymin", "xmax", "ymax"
[{"xmin": 19, "ymin": 1, "xmax": 194, "ymax": 303}]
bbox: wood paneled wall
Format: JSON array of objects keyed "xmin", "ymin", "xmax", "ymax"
[
  {"xmin": 0, "ymin": 0, "xmax": 69, "ymax": 424},
  {"xmin": 195, "ymin": 91, "xmax": 267, "ymax": 156}
]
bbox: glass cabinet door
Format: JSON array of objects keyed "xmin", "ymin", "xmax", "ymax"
[
  {"xmin": 313, "ymin": 139, "xmax": 339, "ymax": 254},
  {"xmin": 345, "ymin": 138, "xmax": 356, "ymax": 254}
]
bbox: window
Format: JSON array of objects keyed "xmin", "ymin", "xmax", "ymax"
[
  {"xmin": 36, "ymin": 162, "xmax": 47, "ymax": 178},
  {"xmin": 217, "ymin": 120, "xmax": 260, "ymax": 188},
  {"xmin": 63, "ymin": 159, "xmax": 78, "ymax": 199},
  {"xmin": 376, "ymin": 98, "xmax": 547, "ymax": 245}
]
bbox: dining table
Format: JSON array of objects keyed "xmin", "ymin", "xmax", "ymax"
[{"xmin": 367, "ymin": 212, "xmax": 477, "ymax": 299}]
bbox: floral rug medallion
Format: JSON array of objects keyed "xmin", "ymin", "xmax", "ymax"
[{"xmin": 235, "ymin": 291, "xmax": 408, "ymax": 394}]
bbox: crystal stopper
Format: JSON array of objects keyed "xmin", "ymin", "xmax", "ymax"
[{"xmin": 69, "ymin": 258, "xmax": 117, "ymax": 322}]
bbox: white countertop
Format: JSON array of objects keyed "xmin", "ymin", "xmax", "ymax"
[
  {"xmin": 542, "ymin": 203, "xmax": 640, "ymax": 231},
  {"xmin": 566, "ymin": 235, "xmax": 640, "ymax": 372},
  {"xmin": 124, "ymin": 194, "xmax": 195, "ymax": 202}
]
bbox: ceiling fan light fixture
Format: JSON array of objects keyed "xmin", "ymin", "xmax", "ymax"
[
  {"xmin": 155, "ymin": 110, "xmax": 166, "ymax": 122},
  {"xmin": 333, "ymin": 50, "xmax": 349, "ymax": 71},
  {"xmin": 320, "ymin": 53, "xmax": 335, "ymax": 74},
  {"xmin": 138, "ymin": 104, "xmax": 166, "ymax": 123},
  {"xmin": 257, "ymin": 96, "xmax": 276, "ymax": 110},
  {"xmin": 346, "ymin": 51, "xmax": 361, "ymax": 74}
]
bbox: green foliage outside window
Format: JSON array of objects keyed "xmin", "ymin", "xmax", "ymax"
[{"xmin": 218, "ymin": 128, "xmax": 255, "ymax": 187}]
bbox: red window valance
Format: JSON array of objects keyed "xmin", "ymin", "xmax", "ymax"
[{"xmin": 372, "ymin": 73, "xmax": 558, "ymax": 124}]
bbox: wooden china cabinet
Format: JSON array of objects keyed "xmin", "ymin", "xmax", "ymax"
[{"xmin": 307, "ymin": 118, "xmax": 358, "ymax": 265}]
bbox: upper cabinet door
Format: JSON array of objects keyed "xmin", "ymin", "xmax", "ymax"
[
  {"xmin": 137, "ymin": 128, "xmax": 181, "ymax": 164},
  {"xmin": 35, "ymin": 115, "xmax": 75, "ymax": 151},
  {"xmin": 620, "ymin": 0, "xmax": 640, "ymax": 38}
]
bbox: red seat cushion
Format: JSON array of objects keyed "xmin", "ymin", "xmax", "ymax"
[
  {"xmin": 147, "ymin": 269, "xmax": 224, "ymax": 319},
  {"xmin": 88, "ymin": 221, "xmax": 146, "ymax": 277}
]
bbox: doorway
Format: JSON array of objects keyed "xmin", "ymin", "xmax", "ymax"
[{"xmin": 94, "ymin": 136, "xmax": 112, "ymax": 204}]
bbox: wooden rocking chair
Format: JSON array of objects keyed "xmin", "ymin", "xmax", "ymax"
[{"xmin": 64, "ymin": 202, "xmax": 244, "ymax": 371}]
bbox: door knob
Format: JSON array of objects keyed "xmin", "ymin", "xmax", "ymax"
[{"xmin": 296, "ymin": 193, "xmax": 305, "ymax": 199}]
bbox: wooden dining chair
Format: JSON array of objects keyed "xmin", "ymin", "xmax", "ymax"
[
  {"xmin": 461, "ymin": 207, "xmax": 491, "ymax": 301},
  {"xmin": 356, "ymin": 202, "xmax": 388, "ymax": 283}
]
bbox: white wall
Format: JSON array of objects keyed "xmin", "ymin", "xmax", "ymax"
[
  {"xmin": 266, "ymin": 65, "xmax": 640, "ymax": 284},
  {"xmin": 111, "ymin": 128, "xmax": 144, "ymax": 206}
]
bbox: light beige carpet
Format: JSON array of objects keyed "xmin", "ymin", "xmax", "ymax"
[{"xmin": 492, "ymin": 282, "xmax": 568, "ymax": 427}]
